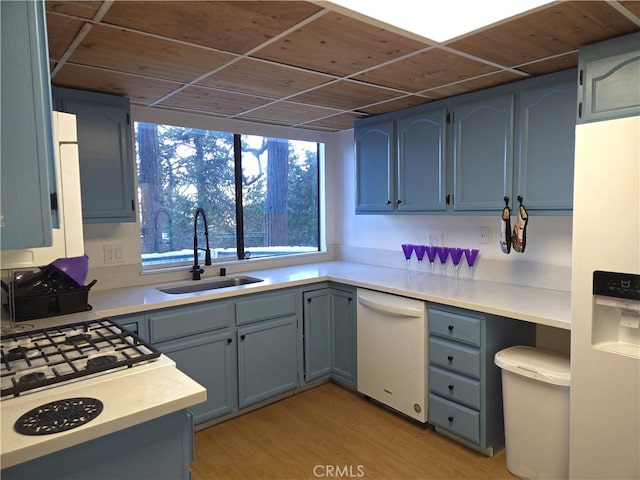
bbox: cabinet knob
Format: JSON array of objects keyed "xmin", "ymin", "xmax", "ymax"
[
  {"xmin": 386, "ymin": 200, "xmax": 392, "ymax": 205},
  {"xmin": 447, "ymin": 355, "xmax": 454, "ymax": 362},
  {"xmin": 240, "ymin": 334, "xmax": 246, "ymax": 341},
  {"xmin": 447, "ymin": 325, "xmax": 454, "ymax": 332},
  {"xmin": 227, "ymin": 338, "xmax": 232, "ymax": 344},
  {"xmin": 396, "ymin": 199, "xmax": 402, "ymax": 204},
  {"xmin": 448, "ymin": 384, "xmax": 454, "ymax": 391},
  {"xmin": 307, "ymin": 298, "xmax": 312, "ymax": 303},
  {"xmin": 447, "ymin": 416, "xmax": 454, "ymax": 423}
]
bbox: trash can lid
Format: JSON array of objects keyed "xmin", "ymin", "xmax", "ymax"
[{"xmin": 494, "ymin": 346, "xmax": 570, "ymax": 386}]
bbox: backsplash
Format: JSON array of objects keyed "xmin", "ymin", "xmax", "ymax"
[{"xmin": 336, "ymin": 245, "xmax": 572, "ymax": 292}]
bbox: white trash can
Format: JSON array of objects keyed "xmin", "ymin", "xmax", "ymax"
[{"xmin": 494, "ymin": 346, "xmax": 570, "ymax": 480}]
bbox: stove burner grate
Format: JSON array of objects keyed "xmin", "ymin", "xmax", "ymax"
[
  {"xmin": 14, "ymin": 397, "xmax": 103, "ymax": 435},
  {"xmin": 1, "ymin": 318, "xmax": 161, "ymax": 399}
]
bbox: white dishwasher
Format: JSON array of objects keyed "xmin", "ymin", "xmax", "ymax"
[{"xmin": 356, "ymin": 288, "xmax": 427, "ymax": 422}]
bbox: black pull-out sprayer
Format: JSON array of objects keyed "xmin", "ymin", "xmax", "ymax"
[{"xmin": 191, "ymin": 207, "xmax": 212, "ymax": 280}]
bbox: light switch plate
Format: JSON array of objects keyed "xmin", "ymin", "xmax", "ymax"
[
  {"xmin": 428, "ymin": 233, "xmax": 443, "ymax": 246},
  {"xmin": 479, "ymin": 226, "xmax": 490, "ymax": 244},
  {"xmin": 104, "ymin": 244, "xmax": 125, "ymax": 264}
]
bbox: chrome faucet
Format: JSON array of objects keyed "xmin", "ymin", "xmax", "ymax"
[{"xmin": 191, "ymin": 207, "xmax": 212, "ymax": 280}]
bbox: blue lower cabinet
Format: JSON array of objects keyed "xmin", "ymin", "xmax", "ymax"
[
  {"xmin": 155, "ymin": 330, "xmax": 237, "ymax": 424},
  {"xmin": 429, "ymin": 393, "xmax": 480, "ymax": 445},
  {"xmin": 303, "ymin": 289, "xmax": 333, "ymax": 382},
  {"xmin": 427, "ymin": 303, "xmax": 535, "ymax": 455},
  {"xmin": 237, "ymin": 315, "xmax": 298, "ymax": 409},
  {"xmin": 110, "ymin": 313, "xmax": 149, "ymax": 341},
  {"xmin": 330, "ymin": 288, "xmax": 356, "ymax": 388},
  {"xmin": 302, "ymin": 286, "xmax": 357, "ymax": 389},
  {"xmin": 2, "ymin": 410, "xmax": 194, "ymax": 480}
]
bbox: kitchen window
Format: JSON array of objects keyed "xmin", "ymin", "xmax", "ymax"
[{"xmin": 134, "ymin": 122, "xmax": 320, "ymax": 267}]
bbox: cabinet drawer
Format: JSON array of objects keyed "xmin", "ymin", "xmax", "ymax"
[
  {"xmin": 429, "ymin": 394, "xmax": 480, "ymax": 444},
  {"xmin": 236, "ymin": 291, "xmax": 297, "ymax": 325},
  {"xmin": 429, "ymin": 366, "xmax": 480, "ymax": 410},
  {"xmin": 429, "ymin": 337, "xmax": 480, "ymax": 378},
  {"xmin": 148, "ymin": 301, "xmax": 234, "ymax": 343},
  {"xmin": 429, "ymin": 308, "xmax": 481, "ymax": 346}
]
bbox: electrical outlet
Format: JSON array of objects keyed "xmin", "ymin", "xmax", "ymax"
[
  {"xmin": 479, "ymin": 226, "xmax": 490, "ymax": 244},
  {"xmin": 104, "ymin": 244, "xmax": 125, "ymax": 264},
  {"xmin": 428, "ymin": 233, "xmax": 443, "ymax": 246}
]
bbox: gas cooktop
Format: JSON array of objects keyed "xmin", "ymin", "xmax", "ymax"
[{"xmin": 1, "ymin": 318, "xmax": 160, "ymax": 399}]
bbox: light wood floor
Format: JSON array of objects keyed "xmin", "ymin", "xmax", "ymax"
[{"xmin": 191, "ymin": 382, "xmax": 516, "ymax": 480}]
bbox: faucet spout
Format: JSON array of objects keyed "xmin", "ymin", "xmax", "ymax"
[{"xmin": 191, "ymin": 207, "xmax": 212, "ymax": 280}]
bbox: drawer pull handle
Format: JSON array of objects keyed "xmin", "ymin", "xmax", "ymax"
[
  {"xmin": 447, "ymin": 355, "xmax": 454, "ymax": 362},
  {"xmin": 448, "ymin": 416, "xmax": 454, "ymax": 423},
  {"xmin": 448, "ymin": 384, "xmax": 454, "ymax": 391},
  {"xmin": 448, "ymin": 325, "xmax": 454, "ymax": 332}
]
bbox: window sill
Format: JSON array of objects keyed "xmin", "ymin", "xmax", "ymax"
[{"xmin": 139, "ymin": 250, "xmax": 332, "ymax": 278}]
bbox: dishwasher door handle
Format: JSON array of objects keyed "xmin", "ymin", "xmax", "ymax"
[{"xmin": 357, "ymin": 295, "xmax": 424, "ymax": 318}]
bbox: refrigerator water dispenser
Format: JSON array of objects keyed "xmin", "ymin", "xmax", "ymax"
[{"xmin": 592, "ymin": 271, "xmax": 640, "ymax": 359}]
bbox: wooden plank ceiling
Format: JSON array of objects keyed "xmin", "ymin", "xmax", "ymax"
[{"xmin": 46, "ymin": 1, "xmax": 640, "ymax": 132}]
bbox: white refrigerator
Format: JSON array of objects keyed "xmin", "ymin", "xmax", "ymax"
[
  {"xmin": 570, "ymin": 115, "xmax": 640, "ymax": 479},
  {"xmin": 1, "ymin": 112, "xmax": 84, "ymax": 269}
]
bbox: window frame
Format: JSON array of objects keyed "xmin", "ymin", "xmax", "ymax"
[{"xmin": 131, "ymin": 109, "xmax": 326, "ymax": 271}]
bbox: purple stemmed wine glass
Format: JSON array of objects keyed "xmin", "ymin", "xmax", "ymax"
[
  {"xmin": 401, "ymin": 244, "xmax": 414, "ymax": 269},
  {"xmin": 413, "ymin": 245, "xmax": 427, "ymax": 270},
  {"xmin": 425, "ymin": 246, "xmax": 438, "ymax": 273},
  {"xmin": 450, "ymin": 248, "xmax": 464, "ymax": 279},
  {"xmin": 436, "ymin": 246, "xmax": 450, "ymax": 275},
  {"xmin": 464, "ymin": 248, "xmax": 480, "ymax": 277}
]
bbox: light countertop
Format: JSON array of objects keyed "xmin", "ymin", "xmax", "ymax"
[
  {"xmin": 1, "ymin": 355, "xmax": 206, "ymax": 469},
  {"xmin": 84, "ymin": 261, "xmax": 571, "ymax": 330}
]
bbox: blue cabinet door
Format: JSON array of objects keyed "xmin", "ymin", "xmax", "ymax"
[
  {"xmin": 578, "ymin": 32, "xmax": 640, "ymax": 124},
  {"xmin": 453, "ymin": 95, "xmax": 514, "ymax": 211},
  {"xmin": 330, "ymin": 288, "xmax": 356, "ymax": 388},
  {"xmin": 355, "ymin": 120, "xmax": 395, "ymax": 213},
  {"xmin": 303, "ymin": 289, "xmax": 332, "ymax": 382},
  {"xmin": 237, "ymin": 315, "xmax": 298, "ymax": 408},
  {"xmin": 53, "ymin": 87, "xmax": 136, "ymax": 223},
  {"xmin": 515, "ymin": 81, "xmax": 576, "ymax": 211},
  {"xmin": 397, "ymin": 109, "xmax": 448, "ymax": 212},
  {"xmin": 1, "ymin": 0, "xmax": 55, "ymax": 249},
  {"xmin": 1, "ymin": 410, "xmax": 194, "ymax": 480},
  {"xmin": 156, "ymin": 330, "xmax": 237, "ymax": 424},
  {"xmin": 111, "ymin": 313, "xmax": 149, "ymax": 341}
]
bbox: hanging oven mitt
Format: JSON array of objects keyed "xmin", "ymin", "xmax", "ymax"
[
  {"xmin": 500, "ymin": 203, "xmax": 511, "ymax": 254},
  {"xmin": 512, "ymin": 201, "xmax": 529, "ymax": 253}
]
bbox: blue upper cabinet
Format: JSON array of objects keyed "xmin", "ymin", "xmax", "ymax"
[
  {"xmin": 355, "ymin": 120, "xmax": 395, "ymax": 213},
  {"xmin": 515, "ymin": 81, "xmax": 576, "ymax": 211},
  {"xmin": 452, "ymin": 95, "xmax": 514, "ymax": 212},
  {"xmin": 1, "ymin": 0, "xmax": 56, "ymax": 249},
  {"xmin": 53, "ymin": 87, "xmax": 136, "ymax": 223},
  {"xmin": 577, "ymin": 32, "xmax": 640, "ymax": 124},
  {"xmin": 396, "ymin": 109, "xmax": 448, "ymax": 212},
  {"xmin": 355, "ymin": 107, "xmax": 447, "ymax": 214},
  {"xmin": 354, "ymin": 70, "xmax": 578, "ymax": 215}
]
